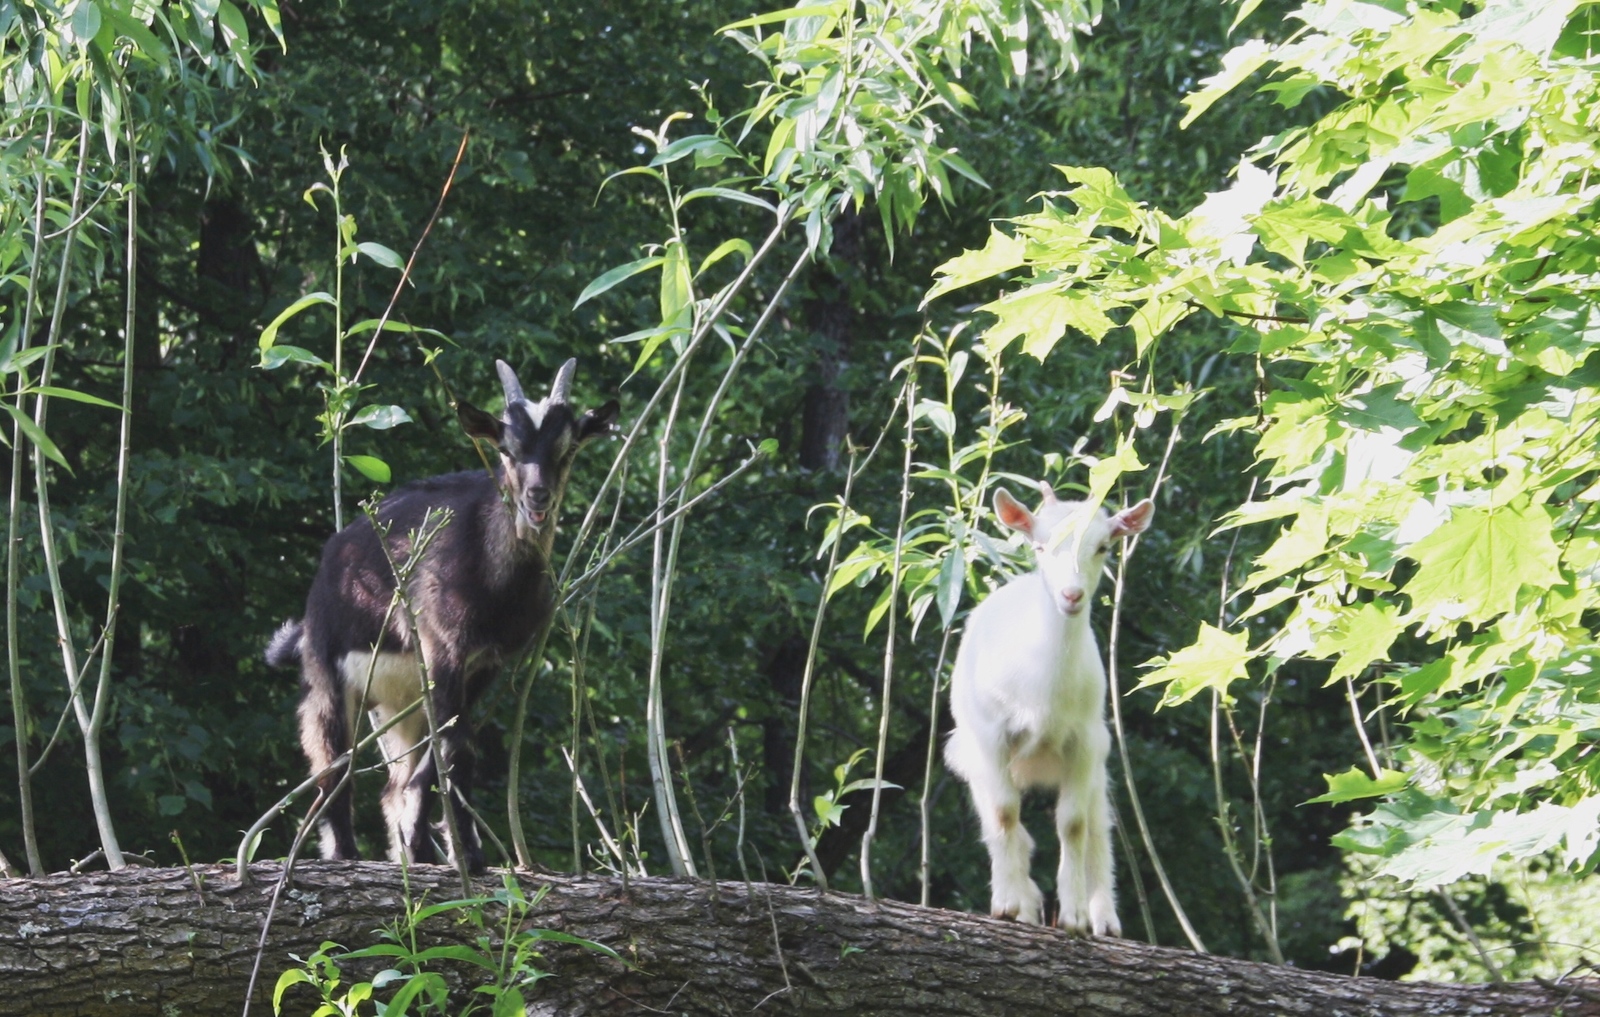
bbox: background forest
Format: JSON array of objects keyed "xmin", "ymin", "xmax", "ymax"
[{"xmin": 4, "ymin": 0, "xmax": 1598, "ymax": 988}]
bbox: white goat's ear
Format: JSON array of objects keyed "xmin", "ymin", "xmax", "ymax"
[
  {"xmin": 994, "ymin": 488, "xmax": 1035, "ymax": 537},
  {"xmin": 1109, "ymin": 498, "xmax": 1154, "ymax": 537}
]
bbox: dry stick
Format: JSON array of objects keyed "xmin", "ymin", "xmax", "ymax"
[
  {"xmin": 5, "ymin": 110, "xmax": 55, "ymax": 877},
  {"xmin": 578, "ymin": 478, "xmax": 631, "ymax": 887},
  {"xmin": 555, "ymin": 210, "xmax": 793, "ymax": 593},
  {"xmin": 349, "ymin": 129, "xmax": 471, "ymax": 387},
  {"xmin": 239, "ymin": 762, "xmax": 358, "ymax": 1017},
  {"xmin": 1105, "ymin": 418, "xmax": 1209, "ymax": 952},
  {"xmin": 646, "ymin": 244, "xmax": 813, "ymax": 879},
  {"xmin": 1437, "ymin": 887, "xmax": 1508, "ymax": 984},
  {"xmin": 30, "ymin": 115, "xmax": 123, "ymax": 863},
  {"xmin": 81, "ymin": 109, "xmax": 135, "ymax": 870},
  {"xmin": 1214, "ymin": 674, "xmax": 1283, "ymax": 953},
  {"xmin": 560, "ymin": 448, "xmax": 767, "ymax": 605},
  {"xmin": 673, "ymin": 742, "xmax": 719, "ymax": 891},
  {"xmin": 786, "ymin": 402, "xmax": 901, "ymax": 889},
  {"xmin": 1207, "ymin": 480, "xmax": 1283, "ymax": 964},
  {"xmin": 370, "ymin": 508, "xmax": 474, "ymax": 896},
  {"xmin": 861, "ymin": 371, "xmax": 917, "ymax": 901},
  {"xmin": 232, "ymin": 697, "xmax": 426, "ymax": 884},
  {"xmin": 563, "ymin": 475, "xmax": 624, "ymax": 873},
  {"xmin": 1208, "ymin": 693, "xmax": 1285, "ymax": 963},
  {"xmin": 728, "ymin": 729, "xmax": 754, "ymax": 894},
  {"xmin": 918, "ymin": 627, "xmax": 953, "ymax": 907},
  {"xmin": 786, "ymin": 452, "xmax": 858, "ymax": 892},
  {"xmin": 28, "ymin": 623, "xmax": 110, "ymax": 775},
  {"xmin": 1111, "ymin": 798, "xmax": 1158, "ymax": 943},
  {"xmin": 563, "ymin": 746, "xmax": 630, "ymax": 873},
  {"xmin": 645, "ymin": 367, "xmax": 698, "ymax": 878},
  {"xmin": 1346, "ymin": 673, "xmax": 1384, "ymax": 778},
  {"xmin": 235, "ymin": 566, "xmax": 415, "ymax": 885},
  {"xmin": 515, "ymin": 221, "xmax": 783, "ymax": 869}
]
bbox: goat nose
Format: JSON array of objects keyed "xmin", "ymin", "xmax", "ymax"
[{"xmin": 1063, "ymin": 588, "xmax": 1083, "ymax": 605}]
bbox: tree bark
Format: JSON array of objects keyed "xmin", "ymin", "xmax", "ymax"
[{"xmin": 0, "ymin": 862, "xmax": 1592, "ymax": 1017}]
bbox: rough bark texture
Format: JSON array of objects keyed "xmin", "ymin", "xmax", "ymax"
[{"xmin": 0, "ymin": 862, "xmax": 1593, "ymax": 1017}]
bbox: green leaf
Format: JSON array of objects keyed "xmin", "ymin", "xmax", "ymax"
[
  {"xmin": 658, "ymin": 240, "xmax": 692, "ymax": 327},
  {"xmin": 650, "ymin": 134, "xmax": 740, "ymax": 167},
  {"xmin": 681, "ymin": 186, "xmax": 776, "ymax": 212},
  {"xmin": 1306, "ymin": 767, "xmax": 1408, "ymax": 804},
  {"xmin": 272, "ymin": 968, "xmax": 312, "ymax": 1015},
  {"xmin": 216, "ymin": 0, "xmax": 248, "ymax": 50},
  {"xmin": 344, "ymin": 319, "xmax": 447, "ymax": 340},
  {"xmin": 258, "ymin": 292, "xmax": 336, "ymax": 350},
  {"xmin": 926, "ymin": 228, "xmax": 1026, "ymax": 302},
  {"xmin": 1137, "ymin": 623, "xmax": 1253, "ymax": 706},
  {"xmin": 381, "ymin": 971, "xmax": 449, "ymax": 1017},
  {"xmin": 1181, "ymin": 38, "xmax": 1273, "ymax": 128},
  {"xmin": 1403, "ymin": 501, "xmax": 1563, "ymax": 624},
  {"xmin": 348, "ymin": 405, "xmax": 412, "ymax": 430},
  {"xmin": 2, "ymin": 404, "xmax": 69, "ymax": 471},
  {"xmin": 70, "ymin": 0, "xmax": 102, "ymax": 45},
  {"xmin": 696, "ymin": 238, "xmax": 755, "ymax": 278},
  {"xmin": 722, "ymin": 4, "xmax": 841, "ymax": 31},
  {"xmin": 574, "ymin": 256, "xmax": 662, "ymax": 308},
  {"xmin": 1312, "ymin": 600, "xmax": 1405, "ymax": 684},
  {"xmin": 27, "ymin": 385, "xmax": 122, "ymax": 411},
  {"xmin": 934, "ymin": 545, "xmax": 965, "ymax": 628},
  {"xmin": 355, "ymin": 241, "xmax": 405, "ymax": 269},
  {"xmin": 259, "ymin": 345, "xmax": 330, "ymax": 372},
  {"xmin": 912, "ymin": 399, "xmax": 955, "ymax": 436},
  {"xmin": 345, "ymin": 455, "xmax": 391, "ymax": 483}
]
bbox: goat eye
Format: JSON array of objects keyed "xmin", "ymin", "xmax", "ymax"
[{"xmin": 1096, "ymin": 543, "xmax": 1110, "ymax": 556}]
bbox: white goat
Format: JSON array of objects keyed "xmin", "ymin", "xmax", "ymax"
[{"xmin": 944, "ymin": 483, "xmax": 1153, "ymax": 935}]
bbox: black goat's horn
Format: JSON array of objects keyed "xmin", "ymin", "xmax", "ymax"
[
  {"xmin": 550, "ymin": 357, "xmax": 577, "ymax": 403},
  {"xmin": 496, "ymin": 360, "xmax": 525, "ymax": 405}
]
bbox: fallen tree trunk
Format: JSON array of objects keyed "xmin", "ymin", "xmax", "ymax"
[{"xmin": 0, "ymin": 862, "xmax": 1592, "ymax": 1017}]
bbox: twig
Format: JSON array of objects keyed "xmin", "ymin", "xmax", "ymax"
[
  {"xmin": 563, "ymin": 747, "xmax": 631, "ymax": 874},
  {"xmin": 170, "ymin": 830, "xmax": 207, "ymax": 900},
  {"xmin": 861, "ymin": 369, "xmax": 917, "ymax": 900},
  {"xmin": 239, "ymin": 763, "xmax": 353, "ymax": 1017},
  {"xmin": 1347, "ymin": 673, "xmax": 1383, "ymax": 778},
  {"xmin": 350, "ymin": 129, "xmax": 471, "ymax": 386},
  {"xmin": 233, "ymin": 695, "xmax": 426, "ymax": 884},
  {"xmin": 1437, "ymin": 887, "xmax": 1506, "ymax": 984},
  {"xmin": 5, "ymin": 110, "xmax": 54, "ymax": 878},
  {"xmin": 1105, "ymin": 416, "xmax": 1208, "ymax": 952},
  {"xmin": 918, "ymin": 627, "xmax": 953, "ymax": 907}
]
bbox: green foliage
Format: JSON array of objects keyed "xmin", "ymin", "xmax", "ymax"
[
  {"xmin": 927, "ymin": 0, "xmax": 1600, "ymax": 901},
  {"xmin": 273, "ymin": 873, "xmax": 616, "ymax": 1017}
]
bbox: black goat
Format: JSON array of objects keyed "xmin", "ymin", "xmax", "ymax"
[{"xmin": 266, "ymin": 358, "xmax": 618, "ymax": 870}]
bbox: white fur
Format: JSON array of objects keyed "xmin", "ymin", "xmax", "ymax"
[
  {"xmin": 944, "ymin": 489, "xmax": 1153, "ymax": 935},
  {"xmin": 340, "ymin": 651, "xmax": 431, "ymax": 862}
]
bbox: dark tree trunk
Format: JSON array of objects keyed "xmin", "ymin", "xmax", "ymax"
[
  {"xmin": 762, "ymin": 631, "xmax": 808, "ymax": 815},
  {"xmin": 798, "ymin": 211, "xmax": 864, "ymax": 473},
  {"xmin": 1, "ymin": 862, "xmax": 1592, "ymax": 1017}
]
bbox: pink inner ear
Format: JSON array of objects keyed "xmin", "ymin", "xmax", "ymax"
[
  {"xmin": 1110, "ymin": 499, "xmax": 1154, "ymax": 537},
  {"xmin": 995, "ymin": 491, "xmax": 1034, "ymax": 536}
]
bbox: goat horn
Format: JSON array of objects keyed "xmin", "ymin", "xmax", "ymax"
[
  {"xmin": 550, "ymin": 357, "xmax": 577, "ymax": 403},
  {"xmin": 1036, "ymin": 479, "xmax": 1058, "ymax": 505},
  {"xmin": 496, "ymin": 360, "xmax": 526, "ymax": 405}
]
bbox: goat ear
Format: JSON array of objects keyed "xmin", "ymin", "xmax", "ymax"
[
  {"xmin": 994, "ymin": 488, "xmax": 1035, "ymax": 537},
  {"xmin": 1109, "ymin": 498, "xmax": 1154, "ymax": 537},
  {"xmin": 577, "ymin": 400, "xmax": 620, "ymax": 443},
  {"xmin": 457, "ymin": 400, "xmax": 505, "ymax": 445}
]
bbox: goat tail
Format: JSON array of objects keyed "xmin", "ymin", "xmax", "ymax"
[{"xmin": 265, "ymin": 619, "xmax": 305, "ymax": 669}]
